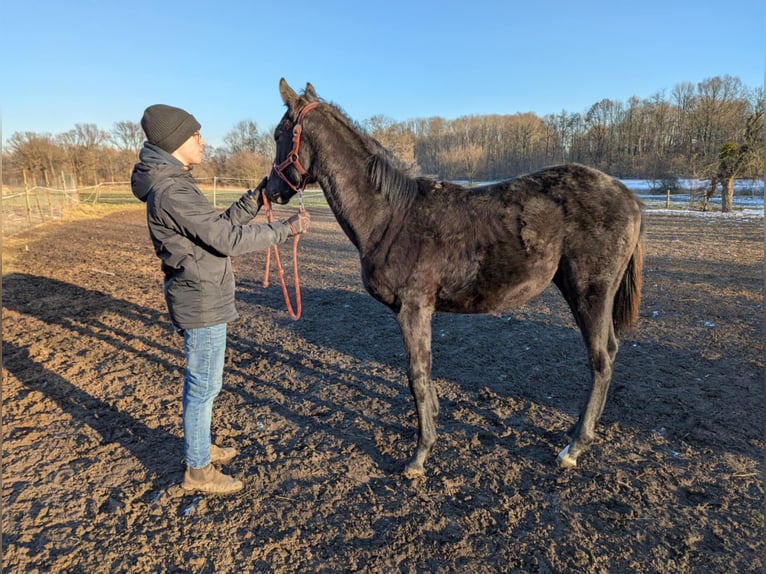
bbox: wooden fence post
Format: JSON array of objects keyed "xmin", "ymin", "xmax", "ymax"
[{"xmin": 22, "ymin": 169, "xmax": 33, "ymax": 227}]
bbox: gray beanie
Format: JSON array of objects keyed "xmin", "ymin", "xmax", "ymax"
[{"xmin": 141, "ymin": 104, "xmax": 201, "ymax": 153}]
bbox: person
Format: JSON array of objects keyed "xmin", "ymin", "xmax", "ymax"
[{"xmin": 131, "ymin": 104, "xmax": 309, "ymax": 495}]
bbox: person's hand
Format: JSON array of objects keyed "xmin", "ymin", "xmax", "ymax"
[
  {"xmin": 248, "ymin": 177, "xmax": 268, "ymax": 210},
  {"xmin": 285, "ymin": 211, "xmax": 310, "ymax": 236}
]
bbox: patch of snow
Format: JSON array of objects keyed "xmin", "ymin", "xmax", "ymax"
[{"xmin": 646, "ymin": 207, "xmax": 763, "ymax": 218}]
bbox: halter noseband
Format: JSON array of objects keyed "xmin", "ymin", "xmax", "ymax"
[{"xmin": 273, "ymin": 102, "xmax": 320, "ymax": 193}]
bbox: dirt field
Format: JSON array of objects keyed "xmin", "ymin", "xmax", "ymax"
[{"xmin": 2, "ymin": 204, "xmax": 763, "ymax": 573}]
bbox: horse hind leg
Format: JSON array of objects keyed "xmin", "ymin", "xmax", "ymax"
[{"xmin": 556, "ymin": 288, "xmax": 620, "ymax": 469}]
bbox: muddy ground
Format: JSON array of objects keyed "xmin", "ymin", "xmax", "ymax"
[{"xmin": 2, "ymin": 204, "xmax": 763, "ymax": 573}]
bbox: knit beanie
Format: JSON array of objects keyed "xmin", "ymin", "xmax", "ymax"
[{"xmin": 141, "ymin": 104, "xmax": 201, "ymax": 153}]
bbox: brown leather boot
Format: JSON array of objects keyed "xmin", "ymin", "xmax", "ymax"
[
  {"xmin": 210, "ymin": 444, "xmax": 238, "ymax": 465},
  {"xmin": 181, "ymin": 464, "xmax": 243, "ymax": 494}
]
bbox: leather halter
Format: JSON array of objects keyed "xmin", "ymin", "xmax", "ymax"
[{"xmin": 273, "ymin": 102, "xmax": 319, "ymax": 192}]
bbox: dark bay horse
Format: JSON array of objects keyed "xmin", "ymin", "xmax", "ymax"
[{"xmin": 266, "ymin": 79, "xmax": 644, "ymax": 477}]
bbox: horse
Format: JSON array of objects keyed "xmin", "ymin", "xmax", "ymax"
[{"xmin": 265, "ymin": 79, "xmax": 644, "ymax": 477}]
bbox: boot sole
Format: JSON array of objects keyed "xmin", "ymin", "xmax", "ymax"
[{"xmin": 181, "ymin": 481, "xmax": 244, "ymax": 495}]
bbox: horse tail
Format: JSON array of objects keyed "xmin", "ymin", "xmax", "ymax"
[{"xmin": 612, "ymin": 218, "xmax": 645, "ymax": 336}]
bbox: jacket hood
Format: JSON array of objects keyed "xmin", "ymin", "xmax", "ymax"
[{"xmin": 131, "ymin": 143, "xmax": 187, "ymax": 202}]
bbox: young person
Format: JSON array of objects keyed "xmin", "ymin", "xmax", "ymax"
[{"xmin": 131, "ymin": 104, "xmax": 309, "ymax": 494}]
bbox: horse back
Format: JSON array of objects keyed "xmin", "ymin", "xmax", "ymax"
[
  {"xmin": 361, "ymin": 163, "xmax": 641, "ymax": 315},
  {"xmin": 368, "ymin": 174, "xmax": 567, "ymax": 313}
]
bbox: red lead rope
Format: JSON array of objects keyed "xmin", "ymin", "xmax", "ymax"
[{"xmin": 261, "ymin": 194, "xmax": 302, "ymax": 320}]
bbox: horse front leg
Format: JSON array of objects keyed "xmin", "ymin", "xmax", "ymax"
[{"xmin": 396, "ymin": 303, "xmax": 438, "ymax": 478}]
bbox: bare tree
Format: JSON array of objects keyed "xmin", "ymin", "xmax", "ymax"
[
  {"xmin": 364, "ymin": 114, "xmax": 417, "ymax": 169},
  {"xmin": 225, "ymin": 151, "xmax": 271, "ymax": 186},
  {"xmin": 582, "ymin": 99, "xmax": 618, "ymax": 170},
  {"xmin": 110, "ymin": 121, "xmax": 143, "ymax": 154},
  {"xmin": 547, "ymin": 111, "xmax": 580, "ymax": 164},
  {"xmin": 223, "ymin": 120, "xmax": 261, "ymax": 154},
  {"xmin": 58, "ymin": 124, "xmax": 109, "ymax": 186},
  {"xmin": 221, "ymin": 120, "xmax": 274, "ymax": 179},
  {"xmin": 437, "ymin": 143, "xmax": 486, "ymax": 184},
  {"xmin": 691, "ymin": 76, "xmax": 748, "ymax": 172},
  {"xmin": 6, "ymin": 132, "xmax": 62, "ymax": 187},
  {"xmin": 705, "ymin": 105, "xmax": 764, "ymax": 212}
]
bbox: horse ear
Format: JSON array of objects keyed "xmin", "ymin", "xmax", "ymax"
[
  {"xmin": 305, "ymin": 82, "xmax": 317, "ymax": 101},
  {"xmin": 279, "ymin": 78, "xmax": 298, "ymax": 107}
]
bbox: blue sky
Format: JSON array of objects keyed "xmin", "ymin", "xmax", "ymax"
[{"xmin": 2, "ymin": 0, "xmax": 764, "ymax": 149}]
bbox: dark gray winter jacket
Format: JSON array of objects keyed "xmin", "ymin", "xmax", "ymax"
[{"xmin": 131, "ymin": 143, "xmax": 291, "ymax": 329}]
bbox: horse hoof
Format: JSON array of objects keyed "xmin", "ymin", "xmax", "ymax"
[
  {"xmin": 403, "ymin": 463, "xmax": 425, "ymax": 479},
  {"xmin": 556, "ymin": 444, "xmax": 578, "ymax": 469}
]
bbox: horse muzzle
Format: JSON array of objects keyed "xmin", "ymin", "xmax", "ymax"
[{"xmin": 265, "ymin": 169, "xmax": 295, "ymax": 205}]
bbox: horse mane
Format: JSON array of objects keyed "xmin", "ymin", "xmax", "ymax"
[
  {"xmin": 367, "ymin": 154, "xmax": 420, "ymax": 210},
  {"xmin": 321, "ymin": 99, "xmax": 420, "ymax": 210}
]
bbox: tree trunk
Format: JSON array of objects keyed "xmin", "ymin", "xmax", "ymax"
[
  {"xmin": 703, "ymin": 178, "xmax": 717, "ymax": 211},
  {"xmin": 722, "ymin": 177, "xmax": 735, "ymax": 212}
]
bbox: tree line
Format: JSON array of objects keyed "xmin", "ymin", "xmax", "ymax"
[{"xmin": 3, "ymin": 75, "xmax": 763, "ymax": 211}]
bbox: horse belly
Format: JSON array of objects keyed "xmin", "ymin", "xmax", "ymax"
[
  {"xmin": 489, "ymin": 261, "xmax": 558, "ymax": 311},
  {"xmin": 437, "ymin": 251, "xmax": 560, "ymax": 314}
]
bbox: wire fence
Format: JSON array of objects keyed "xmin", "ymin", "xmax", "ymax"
[
  {"xmin": 0, "ymin": 178, "xmax": 326, "ymax": 239},
  {"xmin": 1, "ymin": 185, "xmax": 83, "ymax": 238}
]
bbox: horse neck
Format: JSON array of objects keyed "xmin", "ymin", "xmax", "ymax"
[{"xmin": 308, "ymin": 113, "xmax": 395, "ymax": 251}]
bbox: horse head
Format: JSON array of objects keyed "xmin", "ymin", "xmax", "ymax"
[{"xmin": 265, "ymin": 79, "xmax": 320, "ymax": 205}]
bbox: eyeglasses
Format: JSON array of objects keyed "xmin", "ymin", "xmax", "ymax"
[{"xmin": 192, "ymin": 131, "xmax": 204, "ymax": 144}]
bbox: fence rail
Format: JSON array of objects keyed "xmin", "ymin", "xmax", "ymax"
[{"xmin": 0, "ymin": 179, "xmax": 327, "ymax": 238}]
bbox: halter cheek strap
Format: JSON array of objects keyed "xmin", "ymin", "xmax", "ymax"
[{"xmin": 273, "ymin": 102, "xmax": 320, "ymax": 193}]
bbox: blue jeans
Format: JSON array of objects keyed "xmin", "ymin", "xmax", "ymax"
[{"xmin": 181, "ymin": 323, "xmax": 227, "ymax": 469}]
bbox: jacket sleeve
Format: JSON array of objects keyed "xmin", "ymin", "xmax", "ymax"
[
  {"xmin": 224, "ymin": 190, "xmax": 262, "ymax": 225},
  {"xmin": 158, "ymin": 182, "xmax": 292, "ymax": 256}
]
